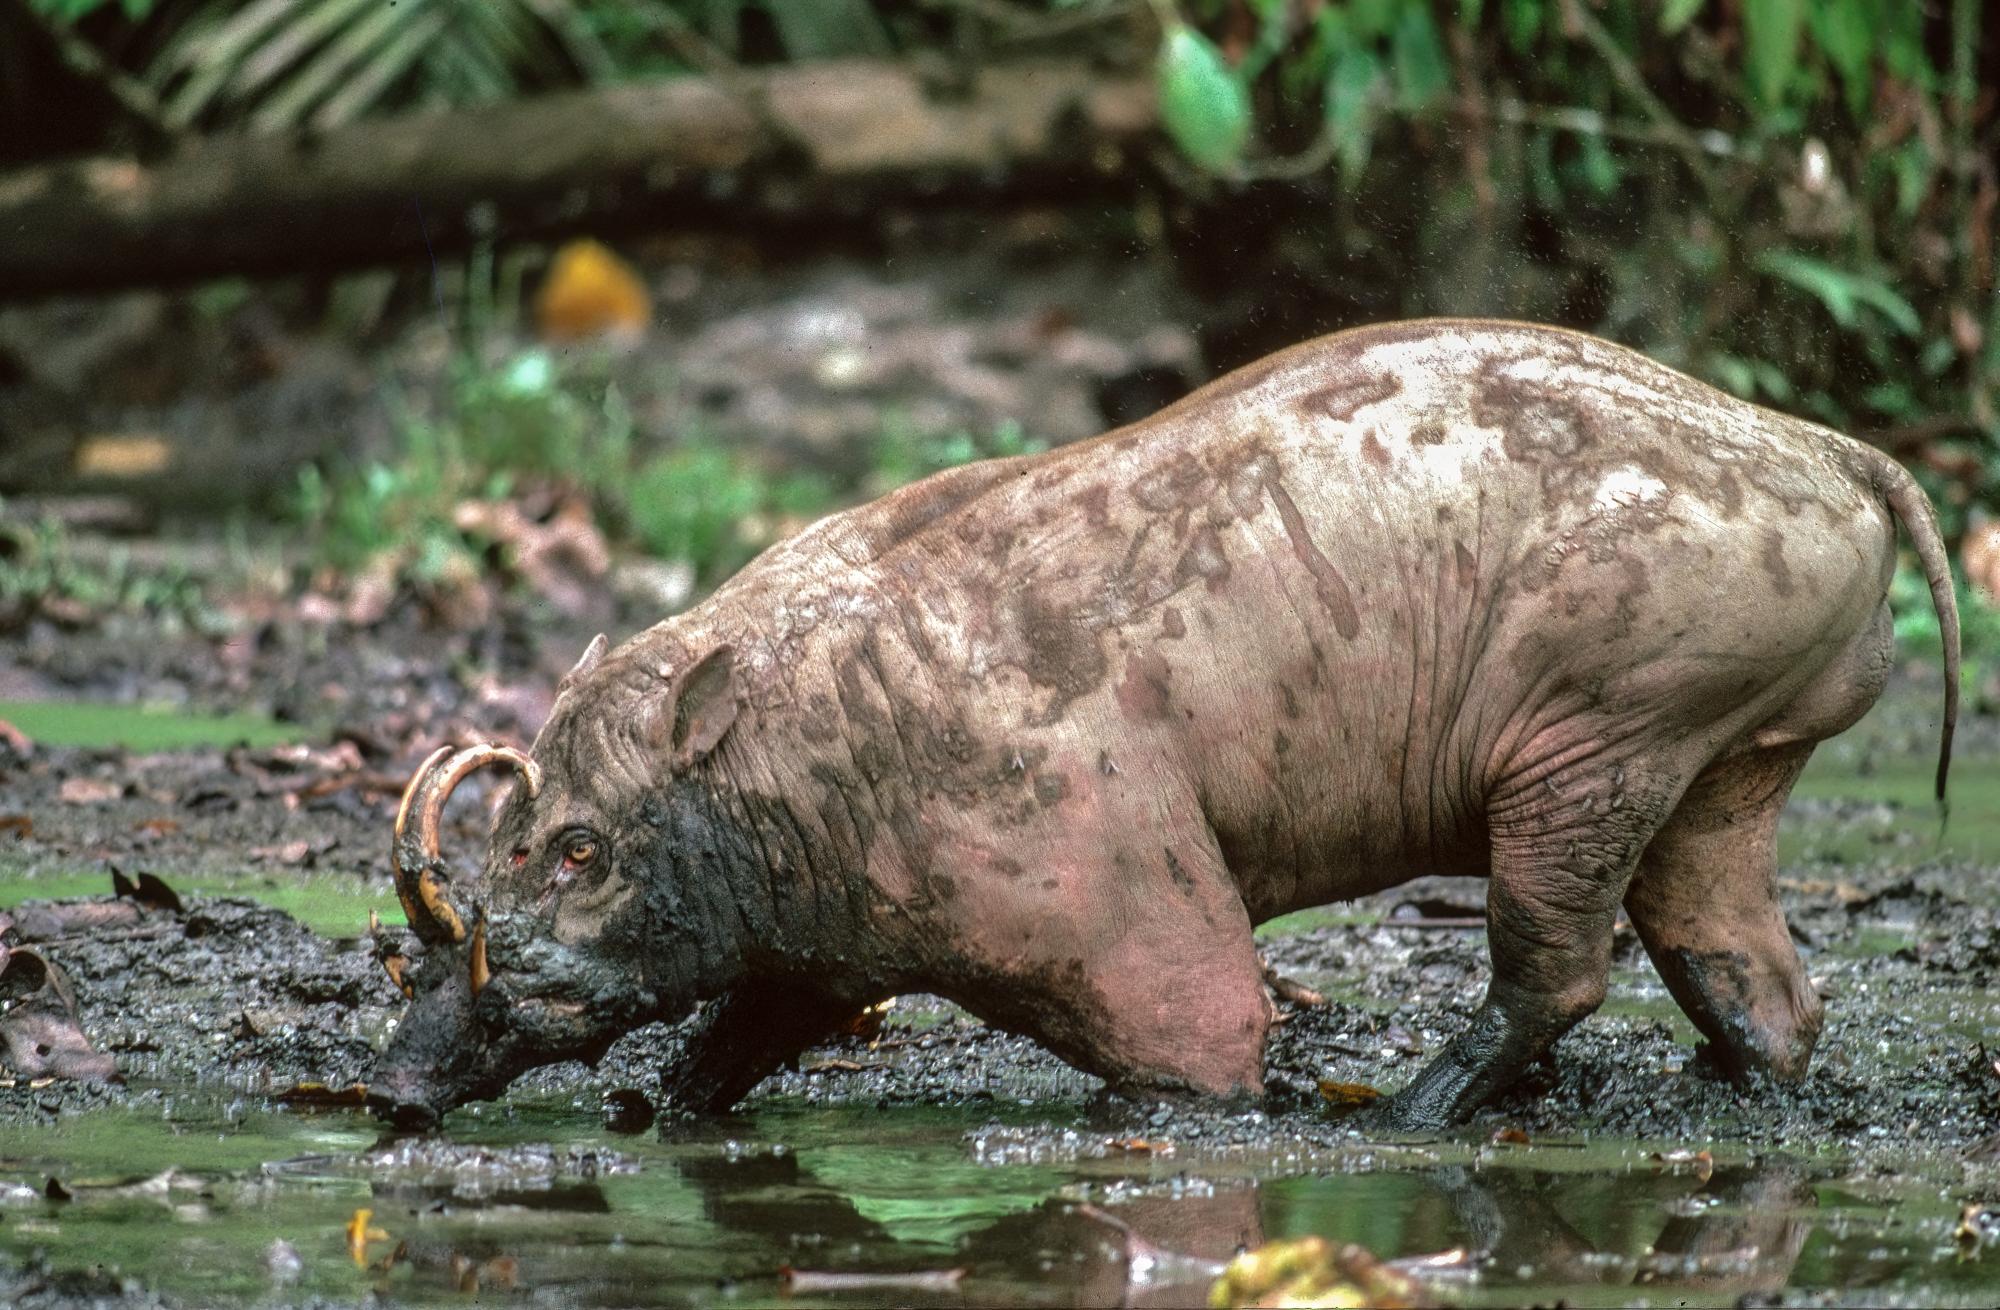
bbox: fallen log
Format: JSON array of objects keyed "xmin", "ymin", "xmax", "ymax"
[{"xmin": 0, "ymin": 58, "xmax": 1155, "ymax": 299}]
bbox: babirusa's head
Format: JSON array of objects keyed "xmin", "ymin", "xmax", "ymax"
[{"xmin": 369, "ymin": 637, "xmax": 751, "ymax": 1128}]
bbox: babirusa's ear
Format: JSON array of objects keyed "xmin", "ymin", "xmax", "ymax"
[
  {"xmin": 664, "ymin": 645, "xmax": 738, "ymax": 769},
  {"xmin": 558, "ymin": 634, "xmax": 610, "ymax": 698}
]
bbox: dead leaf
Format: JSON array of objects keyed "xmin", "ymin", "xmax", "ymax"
[
  {"xmin": 0, "ymin": 948, "xmax": 117, "ymax": 1081},
  {"xmin": 1210, "ymin": 1236, "xmax": 1419, "ymax": 1310},
  {"xmin": 58, "ymin": 777, "xmax": 121, "ymax": 805},
  {"xmin": 134, "ymin": 817, "xmax": 181, "ymax": 839},
  {"xmin": 1317, "ymin": 1080, "xmax": 1383, "ymax": 1110},
  {"xmin": 74, "ymin": 433, "xmax": 171, "ymax": 479},
  {"xmin": 1489, "ymin": 1127, "xmax": 1530, "ymax": 1146},
  {"xmin": 536, "ymin": 239, "xmax": 650, "ymax": 344},
  {"xmin": 1105, "ymin": 1137, "xmax": 1175, "ymax": 1156},
  {"xmin": 345, "ymin": 1207, "xmax": 388, "ymax": 1267},
  {"xmin": 279, "ymin": 1082, "xmax": 373, "ymax": 1109},
  {"xmin": 1262, "ymin": 961, "xmax": 1327, "ymax": 1008},
  {"xmin": 0, "ymin": 815, "xmax": 32, "ymax": 839},
  {"xmin": 111, "ymin": 869, "xmax": 183, "ymax": 914}
]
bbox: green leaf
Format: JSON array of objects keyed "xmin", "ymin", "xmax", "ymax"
[
  {"xmin": 765, "ymin": 0, "xmax": 891, "ymax": 59},
  {"xmin": 1349, "ymin": 0, "xmax": 1398, "ymax": 40},
  {"xmin": 1577, "ymin": 131, "xmax": 1621, "ymax": 196},
  {"xmin": 1754, "ymin": 250, "xmax": 1921, "ymax": 336},
  {"xmin": 1659, "ymin": 0, "xmax": 1705, "ymax": 35},
  {"xmin": 1390, "ymin": 4, "xmax": 1450, "ymax": 111},
  {"xmin": 1324, "ymin": 45, "xmax": 1383, "ymax": 179},
  {"xmin": 1743, "ymin": 0, "xmax": 1805, "ymax": 110},
  {"xmin": 1807, "ymin": 0, "xmax": 1877, "ymax": 118},
  {"xmin": 1158, "ymin": 25, "xmax": 1252, "ymax": 171},
  {"xmin": 1503, "ymin": 0, "xmax": 1543, "ymax": 54}
]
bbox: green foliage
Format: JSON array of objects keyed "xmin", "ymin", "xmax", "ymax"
[
  {"xmin": 295, "ymin": 350, "xmax": 1047, "ymax": 597},
  {"xmin": 626, "ymin": 444, "xmax": 808, "ymax": 584},
  {"xmin": 1892, "ymin": 563, "xmax": 2000, "ymax": 673},
  {"xmin": 869, "ymin": 417, "xmax": 1047, "ymax": 494},
  {"xmin": 1752, "ymin": 252, "xmax": 1921, "ymax": 338},
  {"xmin": 31, "ymin": 0, "xmax": 153, "ymax": 20},
  {"xmin": 1157, "ymin": 25, "xmax": 1251, "ymax": 170},
  {"xmin": 1742, "ymin": 0, "xmax": 1805, "ymax": 111},
  {"xmin": 0, "ymin": 506, "xmax": 213, "ymax": 633},
  {"xmin": 146, "ymin": 0, "xmax": 621, "ymax": 132}
]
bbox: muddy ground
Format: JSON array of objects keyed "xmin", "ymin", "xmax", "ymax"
[{"xmin": 3, "ymin": 604, "xmax": 1997, "ymax": 1154}]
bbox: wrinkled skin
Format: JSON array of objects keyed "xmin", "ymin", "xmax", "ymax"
[{"xmin": 372, "ymin": 319, "xmax": 1958, "ymax": 1130}]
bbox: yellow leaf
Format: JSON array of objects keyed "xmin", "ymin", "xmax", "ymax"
[{"xmin": 535, "ymin": 239, "xmax": 649, "ymax": 344}]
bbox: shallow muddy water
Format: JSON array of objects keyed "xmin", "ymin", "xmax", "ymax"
[{"xmin": 4, "ymin": 1096, "xmax": 1997, "ymax": 1308}]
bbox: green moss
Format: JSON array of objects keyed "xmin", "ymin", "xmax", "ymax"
[{"xmin": 0, "ymin": 699, "xmax": 296, "ymax": 752}]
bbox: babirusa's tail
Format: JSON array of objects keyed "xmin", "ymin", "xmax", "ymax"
[{"xmin": 1864, "ymin": 448, "xmax": 1959, "ymax": 804}]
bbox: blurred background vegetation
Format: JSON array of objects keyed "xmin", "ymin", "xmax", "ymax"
[{"xmin": 0, "ymin": 0, "xmax": 1994, "ymax": 679}]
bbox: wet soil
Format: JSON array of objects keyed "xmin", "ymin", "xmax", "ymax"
[{"xmin": 4, "ymin": 610, "xmax": 1999, "ymax": 1305}]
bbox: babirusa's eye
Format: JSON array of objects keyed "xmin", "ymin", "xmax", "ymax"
[{"xmin": 563, "ymin": 836, "xmax": 598, "ymax": 868}]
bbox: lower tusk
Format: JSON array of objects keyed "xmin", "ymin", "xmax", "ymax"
[
  {"xmin": 469, "ymin": 921, "xmax": 490, "ymax": 997},
  {"xmin": 417, "ymin": 868, "xmax": 466, "ymax": 943}
]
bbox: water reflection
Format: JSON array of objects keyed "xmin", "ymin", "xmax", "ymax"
[
  {"xmin": 0, "ymin": 1101, "xmax": 1933, "ymax": 1308},
  {"xmin": 658, "ymin": 1140, "xmax": 1819, "ymax": 1306}
]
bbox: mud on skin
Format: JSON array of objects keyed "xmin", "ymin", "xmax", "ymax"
[{"xmin": 365, "ymin": 320, "xmax": 1959, "ymax": 1132}]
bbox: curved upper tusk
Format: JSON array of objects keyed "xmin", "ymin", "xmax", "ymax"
[
  {"xmin": 393, "ymin": 746, "xmax": 452, "ymax": 848},
  {"xmin": 390, "ymin": 742, "xmax": 540, "ymax": 946}
]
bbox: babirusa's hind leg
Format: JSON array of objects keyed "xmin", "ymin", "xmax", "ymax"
[
  {"xmin": 1376, "ymin": 762, "xmax": 1677, "ymax": 1130},
  {"xmin": 1624, "ymin": 744, "xmax": 1823, "ymax": 1082}
]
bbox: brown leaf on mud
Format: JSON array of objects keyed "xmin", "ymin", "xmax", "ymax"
[
  {"xmin": 249, "ymin": 836, "xmax": 338, "ymax": 867},
  {"xmin": 1777, "ymin": 877, "xmax": 1869, "ymax": 905},
  {"xmin": 1210, "ymin": 1236, "xmax": 1420, "ymax": 1310},
  {"xmin": 278, "ymin": 1082, "xmax": 373, "ymax": 1109},
  {"xmin": 0, "ymin": 815, "xmax": 32, "ymax": 839},
  {"xmin": 111, "ymin": 869, "xmax": 184, "ymax": 914},
  {"xmin": 779, "ymin": 1267, "xmax": 968, "ymax": 1295},
  {"xmin": 0, "ymin": 948, "xmax": 117, "ymax": 1082},
  {"xmin": 58, "ymin": 777, "xmax": 121, "ymax": 805},
  {"xmin": 1317, "ymin": 1080, "xmax": 1383, "ymax": 1111},
  {"xmin": 1262, "ymin": 961, "xmax": 1328, "ymax": 1008},
  {"xmin": 1104, "ymin": 1137, "xmax": 1175, "ymax": 1156},
  {"xmin": 454, "ymin": 494, "xmax": 611, "ymax": 619}
]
